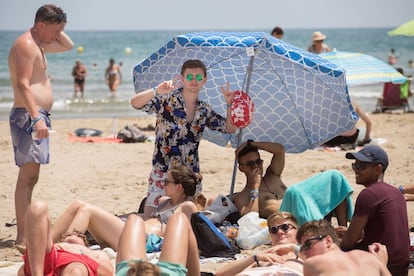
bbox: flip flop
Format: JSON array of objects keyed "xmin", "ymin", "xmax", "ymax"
[{"xmin": 5, "ymin": 218, "xmax": 17, "ymax": 227}]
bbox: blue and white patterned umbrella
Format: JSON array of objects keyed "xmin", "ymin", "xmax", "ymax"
[
  {"xmin": 319, "ymin": 50, "xmax": 407, "ymax": 86},
  {"xmin": 133, "ymin": 32, "xmax": 358, "ymax": 154}
]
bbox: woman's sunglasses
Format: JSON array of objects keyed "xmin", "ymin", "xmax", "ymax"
[
  {"xmin": 61, "ymin": 230, "xmax": 88, "ymax": 245},
  {"xmin": 269, "ymin": 223, "xmax": 296, "ymax": 234}
]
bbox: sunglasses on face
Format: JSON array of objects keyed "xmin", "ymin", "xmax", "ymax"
[
  {"xmin": 300, "ymin": 235, "xmax": 326, "ymax": 253},
  {"xmin": 270, "ymin": 223, "xmax": 296, "ymax": 234},
  {"xmin": 240, "ymin": 158, "xmax": 263, "ymax": 168},
  {"xmin": 61, "ymin": 230, "xmax": 87, "ymax": 245},
  {"xmin": 351, "ymin": 162, "xmax": 375, "ymax": 171},
  {"xmin": 185, "ymin": 73, "xmax": 204, "ymax": 82},
  {"xmin": 164, "ymin": 179, "xmax": 176, "ymax": 186}
]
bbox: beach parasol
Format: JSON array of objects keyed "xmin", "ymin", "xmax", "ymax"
[
  {"xmin": 133, "ymin": 32, "xmax": 358, "ymax": 155},
  {"xmin": 319, "ymin": 50, "xmax": 407, "ymax": 86},
  {"xmin": 388, "ymin": 19, "xmax": 414, "ymax": 36}
]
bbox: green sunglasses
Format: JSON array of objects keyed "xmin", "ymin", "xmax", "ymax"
[{"xmin": 185, "ymin": 73, "xmax": 204, "ymax": 82}]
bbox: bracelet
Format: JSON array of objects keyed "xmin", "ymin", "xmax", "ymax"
[
  {"xmin": 253, "ymin": 254, "xmax": 260, "ymax": 267},
  {"xmin": 30, "ymin": 116, "xmax": 43, "ymax": 127},
  {"xmin": 227, "ymin": 103, "xmax": 232, "ymax": 108},
  {"xmin": 152, "ymin": 87, "xmax": 158, "ymax": 96},
  {"xmin": 399, "ymin": 185, "xmax": 404, "ymax": 194}
]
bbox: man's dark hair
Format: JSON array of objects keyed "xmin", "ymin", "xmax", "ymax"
[
  {"xmin": 296, "ymin": 219, "xmax": 340, "ymax": 245},
  {"xmin": 181, "ymin": 59, "xmax": 207, "ymax": 77},
  {"xmin": 237, "ymin": 144, "xmax": 259, "ymax": 161},
  {"xmin": 35, "ymin": 4, "xmax": 67, "ymax": 24},
  {"xmin": 271, "ymin": 26, "xmax": 284, "ymax": 36}
]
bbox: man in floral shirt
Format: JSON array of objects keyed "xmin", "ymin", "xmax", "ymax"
[{"xmin": 130, "ymin": 59, "xmax": 238, "ymax": 217}]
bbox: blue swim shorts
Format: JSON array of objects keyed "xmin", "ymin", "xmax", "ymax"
[{"xmin": 9, "ymin": 108, "xmax": 51, "ymax": 167}]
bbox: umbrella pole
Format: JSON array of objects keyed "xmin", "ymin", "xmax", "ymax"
[{"xmin": 229, "ymin": 54, "xmax": 255, "ymax": 196}]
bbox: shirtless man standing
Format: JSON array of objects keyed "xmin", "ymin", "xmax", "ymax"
[
  {"xmin": 8, "ymin": 4, "xmax": 73, "ymax": 248},
  {"xmin": 235, "ymin": 140, "xmax": 287, "ymax": 218},
  {"xmin": 72, "ymin": 59, "xmax": 87, "ymax": 98}
]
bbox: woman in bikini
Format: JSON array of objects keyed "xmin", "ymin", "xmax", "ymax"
[
  {"xmin": 104, "ymin": 58, "xmax": 122, "ymax": 97},
  {"xmin": 216, "ymin": 212, "xmax": 303, "ymax": 276},
  {"xmin": 50, "ymin": 165, "xmax": 200, "ymax": 251}
]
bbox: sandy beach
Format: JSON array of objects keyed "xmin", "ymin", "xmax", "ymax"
[{"xmin": 0, "ymin": 112, "xmax": 413, "ymax": 274}]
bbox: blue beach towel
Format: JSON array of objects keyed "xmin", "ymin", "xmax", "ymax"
[{"xmin": 280, "ymin": 169, "xmax": 354, "ymax": 226}]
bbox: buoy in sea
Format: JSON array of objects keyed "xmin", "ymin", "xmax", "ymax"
[
  {"xmin": 77, "ymin": 46, "xmax": 84, "ymax": 53},
  {"xmin": 124, "ymin": 47, "xmax": 132, "ymax": 55}
]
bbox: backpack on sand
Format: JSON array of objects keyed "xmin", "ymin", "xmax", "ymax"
[
  {"xmin": 190, "ymin": 212, "xmax": 240, "ymax": 258},
  {"xmin": 117, "ymin": 124, "xmax": 147, "ymax": 143}
]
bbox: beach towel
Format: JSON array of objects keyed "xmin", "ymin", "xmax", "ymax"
[
  {"xmin": 67, "ymin": 133, "xmax": 123, "ymax": 143},
  {"xmin": 279, "ymin": 169, "xmax": 354, "ymax": 226}
]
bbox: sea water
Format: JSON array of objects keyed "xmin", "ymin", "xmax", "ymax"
[{"xmin": 0, "ymin": 28, "xmax": 412, "ymax": 120}]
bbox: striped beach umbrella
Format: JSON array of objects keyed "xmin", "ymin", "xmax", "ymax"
[
  {"xmin": 133, "ymin": 32, "xmax": 358, "ymax": 154},
  {"xmin": 319, "ymin": 50, "xmax": 407, "ymax": 86}
]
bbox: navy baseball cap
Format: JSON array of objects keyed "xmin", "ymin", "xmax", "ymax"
[{"xmin": 345, "ymin": 145, "xmax": 388, "ymax": 170}]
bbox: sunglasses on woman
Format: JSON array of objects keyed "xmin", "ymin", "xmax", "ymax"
[
  {"xmin": 269, "ymin": 223, "xmax": 296, "ymax": 234},
  {"xmin": 61, "ymin": 230, "xmax": 88, "ymax": 245}
]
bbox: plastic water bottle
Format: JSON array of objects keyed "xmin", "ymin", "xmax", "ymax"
[{"xmin": 112, "ymin": 116, "xmax": 118, "ymax": 138}]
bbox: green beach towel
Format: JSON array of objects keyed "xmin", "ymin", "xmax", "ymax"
[
  {"xmin": 280, "ymin": 169, "xmax": 354, "ymax": 226},
  {"xmin": 400, "ymin": 80, "xmax": 410, "ymax": 99}
]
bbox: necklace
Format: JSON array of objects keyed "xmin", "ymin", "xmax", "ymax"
[{"xmin": 30, "ymin": 28, "xmax": 47, "ymax": 69}]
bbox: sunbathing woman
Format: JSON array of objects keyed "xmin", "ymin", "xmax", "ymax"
[
  {"xmin": 51, "ymin": 165, "xmax": 200, "ymax": 251},
  {"xmin": 216, "ymin": 212, "xmax": 303, "ymax": 276},
  {"xmin": 18, "ymin": 201, "xmax": 113, "ymax": 276},
  {"xmin": 115, "ymin": 212, "xmax": 200, "ymax": 276}
]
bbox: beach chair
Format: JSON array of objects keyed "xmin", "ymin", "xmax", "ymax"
[{"xmin": 375, "ymin": 82, "xmax": 412, "ymax": 113}]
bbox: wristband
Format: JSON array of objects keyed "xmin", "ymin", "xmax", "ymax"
[
  {"xmin": 227, "ymin": 103, "xmax": 232, "ymax": 108},
  {"xmin": 153, "ymin": 87, "xmax": 158, "ymax": 96},
  {"xmin": 399, "ymin": 185, "xmax": 404, "ymax": 194},
  {"xmin": 30, "ymin": 116, "xmax": 43, "ymax": 128},
  {"xmin": 253, "ymin": 254, "xmax": 260, "ymax": 267}
]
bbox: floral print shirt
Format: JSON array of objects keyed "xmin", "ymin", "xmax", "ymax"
[{"xmin": 139, "ymin": 87, "xmax": 229, "ymax": 173}]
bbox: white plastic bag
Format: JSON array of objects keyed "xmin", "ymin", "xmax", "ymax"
[
  {"xmin": 236, "ymin": 212, "xmax": 271, "ymax": 249},
  {"xmin": 202, "ymin": 194, "xmax": 238, "ymax": 224}
]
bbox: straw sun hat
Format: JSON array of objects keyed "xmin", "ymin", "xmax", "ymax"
[{"xmin": 312, "ymin": 31, "xmax": 327, "ymax": 41}]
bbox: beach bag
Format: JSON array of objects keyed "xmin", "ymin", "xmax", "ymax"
[
  {"xmin": 202, "ymin": 194, "xmax": 239, "ymax": 225},
  {"xmin": 191, "ymin": 212, "xmax": 240, "ymax": 258},
  {"xmin": 117, "ymin": 124, "xmax": 147, "ymax": 143},
  {"xmin": 236, "ymin": 212, "xmax": 271, "ymax": 250},
  {"xmin": 230, "ymin": 90, "xmax": 254, "ymax": 129}
]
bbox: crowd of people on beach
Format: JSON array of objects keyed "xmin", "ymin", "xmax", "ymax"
[{"xmin": 6, "ymin": 4, "xmax": 413, "ymax": 276}]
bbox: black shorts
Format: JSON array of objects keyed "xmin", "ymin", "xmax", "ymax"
[{"xmin": 74, "ymin": 78, "xmax": 85, "ymax": 85}]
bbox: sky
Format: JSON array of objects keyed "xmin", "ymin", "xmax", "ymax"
[{"xmin": 0, "ymin": 0, "xmax": 413, "ymax": 31}]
